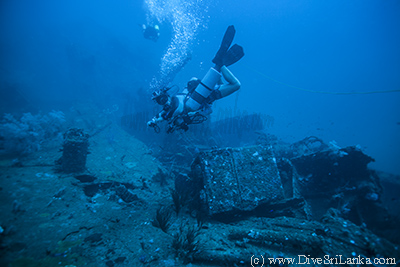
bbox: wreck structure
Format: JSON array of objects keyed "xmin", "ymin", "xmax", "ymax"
[
  {"xmin": 183, "ymin": 138, "xmax": 399, "ymax": 265},
  {"xmin": 57, "ymin": 128, "xmax": 90, "ymax": 173}
]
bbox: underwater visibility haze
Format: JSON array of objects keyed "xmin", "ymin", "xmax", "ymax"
[
  {"xmin": 0, "ymin": 0, "xmax": 400, "ymax": 266},
  {"xmin": 1, "ymin": 0, "xmax": 399, "ymax": 173}
]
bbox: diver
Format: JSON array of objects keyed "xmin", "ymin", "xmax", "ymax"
[
  {"xmin": 148, "ymin": 85, "xmax": 186, "ymax": 127},
  {"xmin": 147, "ymin": 25, "xmax": 244, "ymax": 132},
  {"xmin": 140, "ymin": 24, "xmax": 160, "ymax": 42}
]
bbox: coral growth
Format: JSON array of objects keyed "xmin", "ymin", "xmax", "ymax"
[
  {"xmin": 170, "ymin": 188, "xmax": 183, "ymax": 215},
  {"xmin": 0, "ymin": 110, "xmax": 65, "ymax": 155},
  {"xmin": 151, "ymin": 206, "xmax": 172, "ymax": 233},
  {"xmin": 172, "ymin": 224, "xmax": 202, "ymax": 263}
]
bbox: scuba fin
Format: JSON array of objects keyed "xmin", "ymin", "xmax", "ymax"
[
  {"xmin": 223, "ymin": 44, "xmax": 244, "ymax": 67},
  {"xmin": 212, "ymin": 25, "xmax": 236, "ymax": 67}
]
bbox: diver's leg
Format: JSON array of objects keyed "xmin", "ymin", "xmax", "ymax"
[{"xmin": 218, "ymin": 66, "xmax": 241, "ymax": 98}]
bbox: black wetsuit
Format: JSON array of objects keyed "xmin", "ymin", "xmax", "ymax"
[{"xmin": 143, "ymin": 27, "xmax": 159, "ymax": 42}]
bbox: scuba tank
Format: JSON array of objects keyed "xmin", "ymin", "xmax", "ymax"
[
  {"xmin": 185, "ymin": 67, "xmax": 221, "ymax": 111},
  {"xmin": 185, "ymin": 26, "xmax": 244, "ymax": 111}
]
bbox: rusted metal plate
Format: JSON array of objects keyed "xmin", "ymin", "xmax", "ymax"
[{"xmin": 193, "ymin": 145, "xmax": 284, "ymax": 216}]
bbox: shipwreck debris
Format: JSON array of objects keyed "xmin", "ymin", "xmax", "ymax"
[
  {"xmin": 57, "ymin": 128, "xmax": 90, "ymax": 173},
  {"xmin": 74, "ymin": 174, "xmax": 97, "ymax": 183},
  {"xmin": 191, "ymin": 145, "xmax": 285, "ymax": 218},
  {"xmin": 190, "ymin": 212, "xmax": 400, "ymax": 266},
  {"xmin": 188, "ymin": 141, "xmax": 394, "ymax": 242},
  {"xmin": 290, "ymin": 145, "xmax": 389, "ymax": 230}
]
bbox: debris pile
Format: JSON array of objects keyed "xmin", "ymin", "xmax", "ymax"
[
  {"xmin": 56, "ymin": 128, "xmax": 90, "ymax": 173},
  {"xmin": 184, "ymin": 140, "xmax": 400, "ymax": 264},
  {"xmin": 191, "ymin": 213, "xmax": 399, "ymax": 266},
  {"xmin": 191, "ymin": 142, "xmax": 389, "ymax": 225},
  {"xmin": 191, "ymin": 146, "xmax": 284, "ymax": 216}
]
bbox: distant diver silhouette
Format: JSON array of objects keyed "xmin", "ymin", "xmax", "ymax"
[{"xmin": 140, "ymin": 24, "xmax": 160, "ymax": 42}]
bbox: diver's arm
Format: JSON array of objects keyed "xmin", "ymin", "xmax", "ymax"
[
  {"xmin": 153, "ymin": 115, "xmax": 165, "ymax": 123},
  {"xmin": 147, "ymin": 111, "xmax": 166, "ymax": 126},
  {"xmin": 218, "ymin": 66, "xmax": 241, "ymax": 98}
]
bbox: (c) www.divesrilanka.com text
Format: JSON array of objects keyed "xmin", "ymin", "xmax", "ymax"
[{"xmin": 250, "ymin": 255, "xmax": 397, "ymax": 266}]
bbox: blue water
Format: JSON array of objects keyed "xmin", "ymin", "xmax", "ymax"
[{"xmin": 1, "ymin": 0, "xmax": 399, "ymax": 174}]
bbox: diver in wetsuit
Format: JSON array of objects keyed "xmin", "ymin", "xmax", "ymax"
[
  {"xmin": 147, "ymin": 25, "xmax": 244, "ymax": 132},
  {"xmin": 149, "ymin": 86, "xmax": 186, "ymax": 126},
  {"xmin": 140, "ymin": 24, "xmax": 160, "ymax": 42}
]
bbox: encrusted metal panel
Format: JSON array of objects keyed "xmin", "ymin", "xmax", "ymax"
[
  {"xmin": 234, "ymin": 146, "xmax": 284, "ymax": 210},
  {"xmin": 194, "ymin": 145, "xmax": 284, "ymax": 216}
]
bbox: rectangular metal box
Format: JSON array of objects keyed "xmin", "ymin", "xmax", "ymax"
[{"xmin": 192, "ymin": 145, "xmax": 285, "ymax": 216}]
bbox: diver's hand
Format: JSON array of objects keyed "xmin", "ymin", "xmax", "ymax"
[{"xmin": 147, "ymin": 120, "xmax": 156, "ymax": 127}]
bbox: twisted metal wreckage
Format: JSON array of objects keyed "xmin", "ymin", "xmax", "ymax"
[
  {"xmin": 181, "ymin": 137, "xmax": 399, "ymax": 265},
  {"xmin": 119, "ymin": 109, "xmax": 400, "ymax": 264}
]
